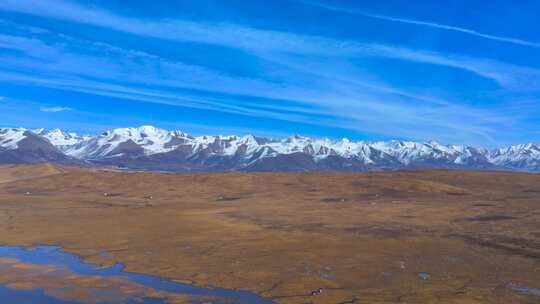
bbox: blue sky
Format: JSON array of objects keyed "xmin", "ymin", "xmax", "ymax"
[{"xmin": 0, "ymin": 0, "xmax": 539, "ymax": 146}]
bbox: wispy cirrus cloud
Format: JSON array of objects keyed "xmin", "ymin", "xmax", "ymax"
[
  {"xmin": 0, "ymin": 1, "xmax": 538, "ymax": 145},
  {"xmin": 299, "ymin": 0, "xmax": 540, "ymax": 48},
  {"xmin": 363, "ymin": 14, "xmax": 540, "ymax": 49},
  {"xmin": 3, "ymin": 69, "xmax": 512, "ymax": 145},
  {"xmin": 40, "ymin": 106, "xmax": 72, "ymax": 112},
  {"xmin": 0, "ymin": 0, "xmax": 538, "ymax": 90},
  {"xmin": 0, "ymin": 21, "xmax": 532, "ymax": 144}
]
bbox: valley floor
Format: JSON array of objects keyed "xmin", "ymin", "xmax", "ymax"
[{"xmin": 0, "ymin": 164, "xmax": 539, "ymax": 303}]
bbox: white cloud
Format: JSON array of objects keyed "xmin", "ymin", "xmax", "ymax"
[
  {"xmin": 0, "ymin": 1, "xmax": 538, "ymax": 145},
  {"xmin": 300, "ymin": 0, "xmax": 540, "ymax": 48},
  {"xmin": 39, "ymin": 106, "xmax": 72, "ymax": 112},
  {"xmin": 365, "ymin": 14, "xmax": 540, "ymax": 49},
  {"xmin": 0, "ymin": 24, "xmax": 532, "ymax": 144},
  {"xmin": 0, "ymin": 0, "xmax": 538, "ymax": 89}
]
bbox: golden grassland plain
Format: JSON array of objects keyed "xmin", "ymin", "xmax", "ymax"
[{"xmin": 0, "ymin": 164, "xmax": 539, "ymax": 303}]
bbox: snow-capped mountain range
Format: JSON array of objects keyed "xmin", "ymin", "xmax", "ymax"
[{"xmin": 1, "ymin": 126, "xmax": 539, "ymax": 172}]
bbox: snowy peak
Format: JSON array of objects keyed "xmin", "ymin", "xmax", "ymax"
[
  {"xmin": 0, "ymin": 128, "xmax": 78, "ymax": 165},
  {"xmin": 65, "ymin": 126, "xmax": 193, "ymax": 159},
  {"xmin": 492, "ymin": 143, "xmax": 540, "ymax": 158},
  {"xmin": 2, "ymin": 126, "xmax": 540, "ymax": 172},
  {"xmin": 489, "ymin": 143, "xmax": 540, "ymax": 171},
  {"xmin": 370, "ymin": 140, "xmax": 489, "ymax": 166},
  {"xmin": 0, "ymin": 128, "xmax": 28, "ymax": 150},
  {"xmin": 34, "ymin": 128, "xmax": 89, "ymax": 149}
]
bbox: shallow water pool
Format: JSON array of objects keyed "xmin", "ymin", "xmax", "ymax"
[{"xmin": 0, "ymin": 245, "xmax": 274, "ymax": 304}]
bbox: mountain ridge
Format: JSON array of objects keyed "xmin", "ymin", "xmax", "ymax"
[{"xmin": 1, "ymin": 126, "xmax": 539, "ymax": 172}]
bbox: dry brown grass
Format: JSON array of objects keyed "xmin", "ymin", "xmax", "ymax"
[
  {"xmin": 0, "ymin": 163, "xmax": 64, "ymax": 183},
  {"xmin": 0, "ymin": 164, "xmax": 539, "ymax": 303}
]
